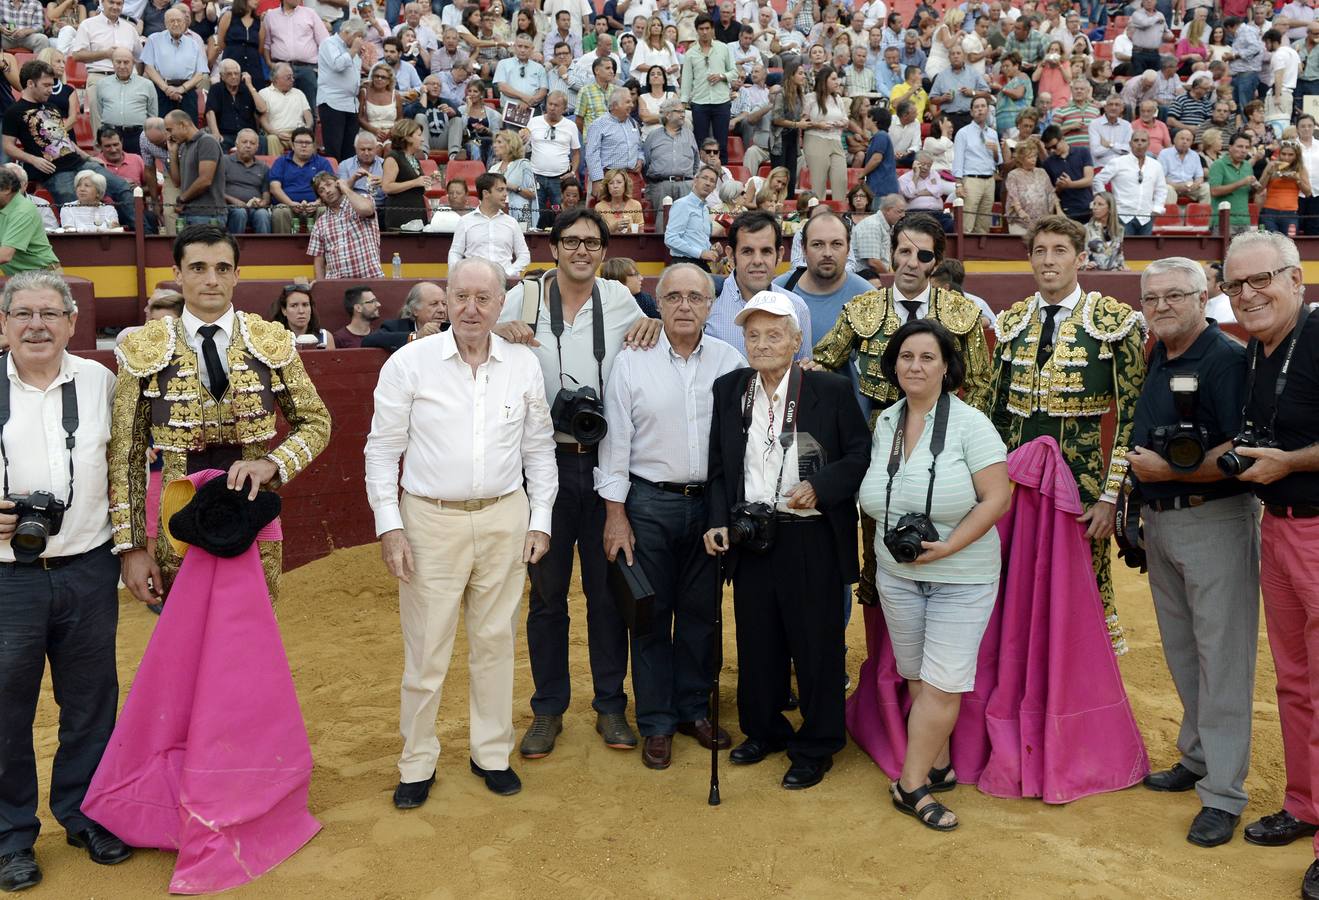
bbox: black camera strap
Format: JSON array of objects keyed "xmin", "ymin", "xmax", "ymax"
[
  {"xmin": 739, "ymin": 363, "xmax": 804, "ymax": 507},
  {"xmin": 0, "ymin": 352, "xmax": 78, "ymax": 507},
  {"xmin": 547, "ymin": 274, "xmax": 606, "ymax": 396},
  {"xmin": 882, "ymin": 392, "xmax": 950, "ymax": 538},
  {"xmin": 1242, "ymin": 305, "xmax": 1311, "ymax": 436}
]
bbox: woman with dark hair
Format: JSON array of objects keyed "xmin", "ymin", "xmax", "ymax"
[
  {"xmin": 217, "ymin": 0, "xmax": 264, "ymax": 87},
  {"xmin": 639, "ymin": 64, "xmax": 673, "ymax": 138},
  {"xmin": 844, "ymin": 182, "xmax": 874, "ymax": 224},
  {"xmin": 801, "ymin": 63, "xmax": 849, "ymax": 201},
  {"xmin": 271, "ymin": 284, "xmax": 335, "ymax": 349},
  {"xmin": 772, "ymin": 58, "xmax": 809, "ymax": 194},
  {"xmin": 857, "ymin": 318, "xmax": 1010, "ymax": 833}
]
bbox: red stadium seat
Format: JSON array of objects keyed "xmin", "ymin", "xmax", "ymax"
[
  {"xmin": 1185, "ymin": 203, "xmax": 1212, "ymax": 228},
  {"xmin": 797, "ymin": 168, "xmax": 812, "ymax": 190},
  {"xmin": 445, "ymin": 160, "xmax": 487, "ymax": 185},
  {"xmin": 726, "ymin": 164, "xmax": 750, "ymax": 184},
  {"xmin": 726, "ymin": 136, "xmax": 744, "ymax": 164},
  {"xmin": 65, "ymin": 57, "xmax": 86, "ymax": 89}
]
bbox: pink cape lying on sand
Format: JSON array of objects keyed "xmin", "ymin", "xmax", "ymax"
[
  {"xmin": 846, "ymin": 437, "xmax": 1150, "ymax": 803},
  {"xmin": 82, "ymin": 469, "xmax": 320, "ymax": 894}
]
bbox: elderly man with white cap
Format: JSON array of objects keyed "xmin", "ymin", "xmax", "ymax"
[{"xmin": 702, "ymin": 290, "xmax": 870, "ymax": 791}]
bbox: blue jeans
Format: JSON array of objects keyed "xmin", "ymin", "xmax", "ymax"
[
  {"xmin": 1233, "ymin": 72, "xmax": 1259, "ymax": 119},
  {"xmin": 535, "ymin": 173, "xmax": 564, "ymax": 229},
  {"xmin": 1259, "ymin": 207, "xmax": 1297, "ymax": 235},
  {"xmin": 1123, "ymin": 217, "xmax": 1153, "ymax": 236},
  {"xmin": 45, "ymin": 161, "xmax": 135, "ymax": 230},
  {"xmin": 227, "ymin": 205, "xmax": 273, "ymax": 234},
  {"xmin": 180, "ymin": 213, "xmax": 225, "ymax": 227}
]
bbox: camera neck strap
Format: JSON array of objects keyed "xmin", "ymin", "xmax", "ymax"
[
  {"xmin": 1242, "ymin": 304, "xmax": 1310, "ymax": 436},
  {"xmin": 740, "ymin": 364, "xmax": 804, "ymax": 506},
  {"xmin": 0, "ymin": 352, "xmax": 78, "ymax": 507},
  {"xmin": 547, "ymin": 274, "xmax": 605, "ymax": 396},
  {"xmin": 882, "ymin": 392, "xmax": 950, "ymax": 537}
]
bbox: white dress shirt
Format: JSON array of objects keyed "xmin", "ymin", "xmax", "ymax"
[
  {"xmin": 499, "ymin": 273, "xmax": 645, "ymax": 441},
  {"xmin": 180, "ymin": 305, "xmax": 234, "ymax": 396},
  {"xmin": 1035, "ymin": 283, "xmax": 1082, "ymax": 326},
  {"xmin": 893, "ymin": 283, "xmax": 931, "ymax": 322},
  {"xmin": 0, "ymin": 353, "xmax": 115, "ymax": 561},
  {"xmin": 364, "ymin": 330, "xmax": 558, "ymax": 536},
  {"xmin": 448, "ymin": 207, "xmax": 532, "ymax": 279},
  {"xmin": 594, "ymin": 331, "xmax": 746, "ymax": 502},
  {"xmin": 70, "ymin": 14, "xmax": 142, "ymax": 75},
  {"xmin": 1093, "ymin": 153, "xmax": 1168, "ymax": 225},
  {"xmin": 742, "ymin": 369, "xmax": 820, "ymax": 518}
]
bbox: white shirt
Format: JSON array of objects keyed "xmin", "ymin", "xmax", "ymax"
[
  {"xmin": 526, "ymin": 114, "xmax": 581, "ymax": 176},
  {"xmin": 1093, "ymin": 153, "xmax": 1168, "ymax": 224},
  {"xmin": 259, "ymin": 85, "xmax": 313, "ymax": 132},
  {"xmin": 892, "ymin": 282, "xmax": 931, "ymax": 322},
  {"xmin": 544, "ymin": 0, "xmax": 593, "ymax": 33},
  {"xmin": 742, "ymin": 369, "xmax": 820, "ymax": 517},
  {"xmin": 1206, "ymin": 293, "xmax": 1237, "ymax": 324},
  {"xmin": 180, "ymin": 305, "xmax": 234, "ymax": 396},
  {"xmin": 1300, "ymin": 136, "xmax": 1319, "ymax": 194},
  {"xmin": 594, "ymin": 331, "xmax": 745, "ymax": 501},
  {"xmin": 1273, "ymin": 43, "xmax": 1301, "ymax": 92},
  {"xmin": 448, "ymin": 207, "xmax": 532, "ymax": 278},
  {"xmin": 499, "ymin": 273, "xmax": 645, "ymax": 440},
  {"xmin": 70, "ymin": 14, "xmax": 142, "ymax": 74},
  {"xmin": 0, "ymin": 353, "xmax": 115, "ymax": 561},
  {"xmin": 621, "ymin": 0, "xmax": 658, "ymax": 23},
  {"xmin": 364, "ymin": 330, "xmax": 558, "ymax": 535},
  {"xmin": 858, "ymin": 0, "xmax": 887, "ymax": 28},
  {"xmin": 1035, "ymin": 283, "xmax": 1082, "ymax": 324}
]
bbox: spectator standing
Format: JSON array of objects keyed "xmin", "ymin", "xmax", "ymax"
[
  {"xmin": 1041, "ymin": 124, "xmax": 1095, "ymax": 223},
  {"xmin": 525, "ymin": 91, "xmax": 581, "ymax": 228},
  {"xmin": 1257, "ymin": 141, "xmax": 1310, "ymax": 234},
  {"xmin": 494, "ymin": 34, "xmax": 549, "ymax": 118},
  {"xmin": 1129, "ymin": 0, "xmax": 1173, "ymax": 76},
  {"xmin": 642, "ymin": 96, "xmax": 697, "ymax": 230},
  {"xmin": 308, "ymin": 173, "xmax": 382, "ymax": 280},
  {"xmin": 270, "ymin": 125, "xmax": 335, "ymax": 232},
  {"xmin": 576, "ymin": 56, "xmax": 618, "ymax": 135},
  {"xmin": 1053, "ymin": 77, "xmax": 1099, "ymax": 149},
  {"xmin": 929, "ymin": 46, "xmax": 990, "ymax": 133},
  {"xmin": 1209, "ymin": 130, "xmax": 1260, "ymax": 233},
  {"xmin": 770, "ymin": 58, "xmax": 807, "ymax": 194},
  {"xmin": 1088, "ymin": 93, "xmax": 1133, "ymax": 167},
  {"xmin": 259, "ymin": 63, "xmax": 314, "ymax": 154},
  {"xmin": 141, "ymin": 8, "xmax": 209, "ymax": 121},
  {"xmin": 0, "ymin": 166, "xmax": 58, "ymax": 273},
  {"xmin": 888, "ymin": 100, "xmax": 920, "ymax": 167},
  {"xmin": 1005, "ymin": 138, "xmax": 1060, "ymax": 233},
  {"xmin": 1152, "ymin": 55, "xmax": 1184, "ymax": 113},
  {"xmin": 730, "ymin": 62, "xmax": 773, "ymax": 173},
  {"xmin": 680, "ymin": 14, "xmax": 736, "ymax": 162},
  {"xmin": 68, "ymin": 0, "xmax": 140, "ymax": 135},
  {"xmin": 1167, "ymin": 71, "xmax": 1217, "ymax": 135},
  {"xmin": 489, "ymin": 130, "xmax": 538, "ymax": 228},
  {"xmin": 584, "ymin": 87, "xmax": 644, "ymax": 198},
  {"xmin": 1160, "ymin": 127, "xmax": 1210, "ymax": 205},
  {"xmin": 1266, "ymin": 28, "xmax": 1300, "ymax": 136},
  {"xmin": 217, "ymin": 0, "xmax": 267, "ymax": 91},
  {"xmin": 260, "ymin": 0, "xmax": 328, "ymax": 126},
  {"xmin": 222, "ymin": 128, "xmax": 273, "ymax": 234},
  {"xmin": 448, "ymin": 173, "xmax": 531, "ymax": 280},
  {"xmin": 1298, "ymin": 114, "xmax": 1319, "ymax": 234},
  {"xmin": 1003, "ymin": 16, "xmax": 1045, "ymax": 74},
  {"xmin": 952, "ymin": 95, "xmax": 999, "ymax": 234},
  {"xmin": 95, "ymin": 47, "xmax": 157, "ymax": 162},
  {"xmin": 206, "ymin": 60, "xmax": 267, "ymax": 151},
  {"xmin": 994, "ymin": 51, "xmax": 1033, "ymax": 134},
  {"xmin": 1093, "ymin": 130, "xmax": 1167, "ymax": 236},
  {"xmin": 165, "ymin": 109, "xmax": 226, "ymax": 227},
  {"xmin": 664, "ymin": 165, "xmax": 721, "ymax": 269},
  {"xmin": 862, "ymin": 112, "xmax": 898, "ymax": 202},
  {"xmin": 1225, "ymin": 15, "xmax": 1264, "ymax": 117},
  {"xmin": 802, "ymin": 64, "xmax": 849, "ymax": 201},
  {"xmin": 317, "ymin": 18, "xmax": 366, "ymax": 164}
]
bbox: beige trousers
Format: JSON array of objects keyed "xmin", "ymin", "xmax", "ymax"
[
  {"xmin": 803, "ymin": 131, "xmax": 847, "ymax": 201},
  {"xmin": 85, "ymin": 71, "xmax": 108, "ymax": 135},
  {"xmin": 962, "ymin": 175, "xmax": 995, "ymax": 234},
  {"xmin": 1166, "ymin": 179, "xmax": 1211, "ymax": 205},
  {"xmin": 397, "ymin": 489, "xmax": 530, "ymax": 781}
]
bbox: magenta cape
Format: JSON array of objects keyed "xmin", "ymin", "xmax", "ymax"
[
  {"xmin": 82, "ymin": 470, "xmax": 320, "ymax": 894},
  {"xmin": 845, "ymin": 437, "xmax": 1149, "ymax": 803}
]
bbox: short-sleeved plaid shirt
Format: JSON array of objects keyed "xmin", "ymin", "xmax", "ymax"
[
  {"xmin": 1004, "ymin": 30, "xmax": 1046, "ymax": 66},
  {"xmin": 307, "ymin": 200, "xmax": 384, "ymax": 279},
  {"xmin": 577, "ymin": 82, "xmax": 610, "ymax": 133},
  {"xmin": 5, "ymin": 0, "xmax": 45, "ymax": 33}
]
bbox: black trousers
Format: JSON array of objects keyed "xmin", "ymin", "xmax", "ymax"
[
  {"xmin": 318, "ymin": 104, "xmax": 359, "ymax": 163},
  {"xmin": 110, "ymin": 125, "xmax": 142, "ymax": 156},
  {"xmin": 526, "ymin": 447, "xmax": 629, "ymax": 716},
  {"xmin": 0, "ymin": 543, "xmax": 120, "ymax": 853},
  {"xmin": 690, "ymin": 102, "xmax": 731, "ymax": 164},
  {"xmin": 1299, "ymin": 195, "xmax": 1319, "ymax": 236},
  {"xmin": 669, "ymin": 256, "xmax": 710, "ymax": 271},
  {"xmin": 625, "ymin": 479, "xmax": 718, "ymax": 737},
  {"xmin": 732, "ymin": 517, "xmax": 845, "ymax": 765}
]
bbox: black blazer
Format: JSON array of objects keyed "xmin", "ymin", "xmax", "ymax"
[
  {"xmin": 707, "ymin": 367, "xmax": 871, "ymax": 581},
  {"xmin": 361, "ymin": 318, "xmax": 449, "ymax": 351}
]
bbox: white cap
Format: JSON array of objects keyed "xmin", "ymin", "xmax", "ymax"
[{"xmin": 734, "ymin": 290, "xmax": 799, "ymax": 328}]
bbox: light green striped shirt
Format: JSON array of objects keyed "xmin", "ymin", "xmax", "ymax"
[{"xmin": 679, "ymin": 41, "xmax": 737, "ymax": 106}]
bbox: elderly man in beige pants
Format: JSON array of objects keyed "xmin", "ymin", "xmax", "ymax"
[{"xmin": 365, "ymin": 259, "xmax": 558, "ymax": 811}]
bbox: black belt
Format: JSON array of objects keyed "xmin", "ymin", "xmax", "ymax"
[
  {"xmin": 1265, "ymin": 503, "xmax": 1319, "ymax": 519},
  {"xmin": 646, "ymin": 175, "xmax": 692, "ymax": 183},
  {"xmin": 555, "ymin": 441, "xmax": 597, "ymax": 455},
  {"xmin": 774, "ymin": 512, "xmax": 825, "ymax": 524},
  {"xmin": 1145, "ymin": 493, "xmax": 1235, "ymax": 512},
  {"xmin": 0, "ymin": 542, "xmax": 105, "ymax": 572},
  {"xmin": 165, "ymin": 79, "xmax": 189, "ymax": 87},
  {"xmin": 631, "ymin": 475, "xmax": 704, "ymax": 497},
  {"xmin": 275, "ymin": 59, "xmax": 317, "ymax": 66},
  {"xmin": 963, "ymin": 173, "xmax": 994, "ymax": 179}
]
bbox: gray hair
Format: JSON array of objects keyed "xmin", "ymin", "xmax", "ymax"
[
  {"xmin": 218, "ymin": 58, "xmax": 240, "ymax": 74},
  {"xmin": 878, "ymin": 193, "xmax": 906, "ymax": 211},
  {"xmin": 448, "ymin": 257, "xmax": 506, "ymax": 298},
  {"xmin": 401, "ymin": 281, "xmax": 443, "ymax": 317},
  {"xmin": 74, "ymin": 168, "xmax": 107, "ymax": 197},
  {"xmin": 717, "ymin": 180, "xmax": 743, "ymax": 203},
  {"xmin": 655, "ymin": 262, "xmax": 714, "ymax": 302},
  {"xmin": 607, "ymin": 87, "xmax": 631, "ymax": 110},
  {"xmin": 0, "ymin": 166, "xmax": 22, "ymax": 194},
  {"xmin": 339, "ymin": 17, "xmax": 367, "ymax": 37},
  {"xmin": 2, "ymin": 270, "xmax": 77, "ymax": 314},
  {"xmin": 1226, "ymin": 229, "xmax": 1302, "ymax": 271},
  {"xmin": 143, "ymin": 116, "xmax": 165, "ymax": 133},
  {"xmin": 546, "ymin": 89, "xmax": 567, "ymax": 105},
  {"xmin": 658, "ymin": 96, "xmax": 685, "ymax": 116},
  {"xmin": 1141, "ymin": 256, "xmax": 1208, "ymax": 295},
  {"xmin": 236, "ymin": 127, "xmax": 260, "ymax": 143},
  {"xmin": 904, "ymin": 28, "xmax": 919, "ymax": 39},
  {"xmin": 354, "ymin": 130, "xmax": 378, "ymax": 148},
  {"xmin": 272, "ymin": 62, "xmax": 293, "ymax": 79}
]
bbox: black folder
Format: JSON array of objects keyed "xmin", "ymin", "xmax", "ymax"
[{"xmin": 608, "ymin": 556, "xmax": 655, "ymax": 637}]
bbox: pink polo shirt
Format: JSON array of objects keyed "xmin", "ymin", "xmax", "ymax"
[{"xmin": 95, "ymin": 152, "xmax": 148, "ymax": 188}]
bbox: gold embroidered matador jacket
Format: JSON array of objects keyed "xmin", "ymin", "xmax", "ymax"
[
  {"xmin": 107, "ymin": 312, "xmax": 332, "ymax": 590},
  {"xmin": 811, "ymin": 285, "xmax": 993, "ymax": 414}
]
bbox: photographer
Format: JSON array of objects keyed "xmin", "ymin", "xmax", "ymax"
[
  {"xmin": 856, "ymin": 319, "xmax": 1010, "ymax": 833},
  {"xmin": 703, "ymin": 292, "xmax": 870, "ymax": 791},
  {"xmin": 495, "ymin": 208, "xmax": 662, "ymax": 759},
  {"xmin": 1217, "ymin": 232, "xmax": 1319, "ymax": 896},
  {"xmin": 0, "ymin": 271, "xmax": 131, "ymax": 892},
  {"xmin": 1125, "ymin": 257, "xmax": 1259, "ymax": 849}
]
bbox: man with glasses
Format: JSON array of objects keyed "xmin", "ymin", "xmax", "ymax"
[
  {"xmin": 494, "ymin": 35, "xmax": 549, "ymax": 118},
  {"xmin": 1093, "ymin": 130, "xmax": 1167, "ymax": 236},
  {"xmin": 1217, "ymin": 234, "xmax": 1319, "ymax": 895},
  {"xmin": 989, "ymin": 215, "xmax": 1146, "ymax": 652},
  {"xmin": 1040, "ymin": 124, "xmax": 1095, "ymax": 224},
  {"xmin": 594, "ymin": 263, "xmax": 744, "ymax": 770},
  {"xmin": 333, "ymin": 285, "xmax": 382, "ymax": 348},
  {"xmin": 1126, "ymin": 257, "xmax": 1259, "ymax": 849},
  {"xmin": 495, "ymin": 209, "xmax": 661, "ymax": 759},
  {"xmin": 524, "ymin": 92, "xmax": 581, "ymax": 229},
  {"xmin": 642, "ymin": 97, "xmax": 699, "ymax": 231},
  {"xmin": 269, "ymin": 126, "xmax": 335, "ymax": 234}
]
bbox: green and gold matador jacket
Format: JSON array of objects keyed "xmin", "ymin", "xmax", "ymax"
[
  {"xmin": 811, "ymin": 285, "xmax": 993, "ymax": 413},
  {"xmin": 108, "ymin": 312, "xmax": 333, "ymax": 556},
  {"xmin": 989, "ymin": 291, "xmax": 1147, "ymax": 501}
]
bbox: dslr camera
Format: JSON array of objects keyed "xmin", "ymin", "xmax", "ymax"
[
  {"xmin": 550, "ymin": 385, "xmax": 608, "ymax": 445},
  {"xmin": 6, "ymin": 490, "xmax": 66, "ymax": 564},
  {"xmin": 884, "ymin": 512, "xmax": 940, "ymax": 564},
  {"xmin": 1149, "ymin": 373, "xmax": 1211, "ymax": 472},
  {"xmin": 726, "ymin": 501, "xmax": 776, "ymax": 554},
  {"xmin": 1217, "ymin": 425, "xmax": 1277, "ymax": 476}
]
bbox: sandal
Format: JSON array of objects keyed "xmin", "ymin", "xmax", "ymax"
[
  {"xmin": 928, "ymin": 763, "xmax": 958, "ymax": 793},
  {"xmin": 892, "ymin": 781, "xmax": 958, "ymax": 832}
]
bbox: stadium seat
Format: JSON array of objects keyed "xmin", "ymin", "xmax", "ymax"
[
  {"xmin": 726, "ymin": 164, "xmax": 751, "ymax": 184},
  {"xmin": 1184, "ymin": 203, "xmax": 1212, "ymax": 229},
  {"xmin": 726, "ymin": 136, "xmax": 744, "ymax": 164},
  {"xmin": 797, "ymin": 168, "xmax": 812, "ymax": 190},
  {"xmin": 445, "ymin": 160, "xmax": 487, "ymax": 185}
]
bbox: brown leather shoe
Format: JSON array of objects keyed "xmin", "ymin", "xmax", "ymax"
[
  {"xmin": 676, "ymin": 718, "xmax": 732, "ymax": 750},
  {"xmin": 642, "ymin": 735, "xmax": 672, "ymax": 770}
]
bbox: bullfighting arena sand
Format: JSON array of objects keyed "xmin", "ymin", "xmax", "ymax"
[{"xmin": 30, "ymin": 544, "xmax": 1303, "ymax": 898}]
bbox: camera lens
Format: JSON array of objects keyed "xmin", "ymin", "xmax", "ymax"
[
  {"xmin": 1216, "ymin": 450, "xmax": 1253, "ymax": 477},
  {"xmin": 1165, "ymin": 434, "xmax": 1205, "ymax": 472},
  {"xmin": 10, "ymin": 520, "xmax": 48, "ymax": 564},
  {"xmin": 571, "ymin": 408, "xmax": 608, "ymax": 445}
]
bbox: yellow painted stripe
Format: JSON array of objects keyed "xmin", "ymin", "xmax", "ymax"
[{"xmin": 67, "ymin": 265, "xmax": 138, "ymax": 297}]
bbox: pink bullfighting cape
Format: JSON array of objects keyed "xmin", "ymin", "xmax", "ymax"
[
  {"xmin": 846, "ymin": 437, "xmax": 1149, "ymax": 803},
  {"xmin": 82, "ymin": 469, "xmax": 320, "ymax": 894}
]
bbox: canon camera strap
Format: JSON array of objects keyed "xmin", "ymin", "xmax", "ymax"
[
  {"xmin": 0, "ymin": 352, "xmax": 78, "ymax": 507},
  {"xmin": 547, "ymin": 275, "xmax": 606, "ymax": 396},
  {"xmin": 1241, "ymin": 304, "xmax": 1311, "ymax": 435},
  {"xmin": 738, "ymin": 363, "xmax": 804, "ymax": 506},
  {"xmin": 882, "ymin": 392, "xmax": 950, "ymax": 538}
]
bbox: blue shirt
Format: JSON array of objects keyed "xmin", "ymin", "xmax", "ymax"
[
  {"xmin": 864, "ymin": 131, "xmax": 898, "ymax": 197},
  {"xmin": 392, "ymin": 60, "xmax": 422, "ymax": 94},
  {"xmin": 930, "ymin": 65, "xmax": 988, "ymax": 114},
  {"xmin": 771, "ymin": 271, "xmax": 872, "ymax": 348},
  {"xmin": 706, "ymin": 276, "xmax": 813, "ymax": 361},
  {"xmin": 317, "ymin": 34, "xmax": 361, "ymax": 113},
  {"xmin": 952, "ymin": 120, "xmax": 999, "ymax": 178},
  {"xmin": 584, "ymin": 112, "xmax": 643, "ymax": 182},
  {"xmin": 269, "ymin": 153, "xmax": 335, "ymax": 202},
  {"xmin": 493, "ymin": 57, "xmax": 548, "ymax": 110},
  {"xmin": 875, "ymin": 63, "xmax": 903, "ymax": 97},
  {"xmin": 663, "ymin": 191, "xmax": 711, "ymax": 259},
  {"xmin": 140, "ymin": 32, "xmax": 207, "ymax": 81},
  {"xmin": 338, "ymin": 154, "xmax": 384, "ymax": 202}
]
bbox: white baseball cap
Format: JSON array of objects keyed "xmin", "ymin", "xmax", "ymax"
[{"xmin": 734, "ymin": 290, "xmax": 800, "ymax": 328}]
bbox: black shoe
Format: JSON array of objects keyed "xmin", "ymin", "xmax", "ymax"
[
  {"xmin": 470, "ymin": 759, "xmax": 522, "ymax": 796},
  {"xmin": 1304, "ymin": 861, "xmax": 1319, "ymax": 900},
  {"xmin": 729, "ymin": 738, "xmax": 783, "ymax": 765},
  {"xmin": 392, "ymin": 773, "xmax": 435, "ymax": 809},
  {"xmin": 1142, "ymin": 762, "xmax": 1201, "ymax": 792},
  {"xmin": 782, "ymin": 757, "xmax": 832, "ymax": 790},
  {"xmin": 0, "ymin": 849, "xmax": 40, "ymax": 892},
  {"xmin": 1187, "ymin": 807, "xmax": 1239, "ymax": 848},
  {"xmin": 1244, "ymin": 809, "xmax": 1319, "ymax": 847},
  {"xmin": 65, "ymin": 824, "xmax": 131, "ymax": 865}
]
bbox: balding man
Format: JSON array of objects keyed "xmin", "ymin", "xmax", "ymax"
[
  {"xmin": 69, "ymin": 0, "xmax": 141, "ymax": 134},
  {"xmin": 206, "ymin": 59, "xmax": 267, "ymax": 150},
  {"xmin": 221, "ymin": 129, "xmax": 273, "ymax": 234},
  {"xmin": 165, "ymin": 109, "xmax": 226, "ymax": 227},
  {"xmin": 337, "ymin": 131, "xmax": 385, "ymax": 204},
  {"xmin": 258, "ymin": 62, "xmax": 314, "ymax": 154},
  {"xmin": 141, "ymin": 7, "xmax": 209, "ymax": 121},
  {"xmin": 94, "ymin": 46, "xmax": 155, "ymax": 154},
  {"xmin": 363, "ymin": 282, "xmax": 448, "ymax": 351},
  {"xmin": 584, "ymin": 87, "xmax": 643, "ymax": 198}
]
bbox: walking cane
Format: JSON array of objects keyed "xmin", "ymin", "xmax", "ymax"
[{"xmin": 709, "ymin": 536, "xmax": 729, "ymax": 806}]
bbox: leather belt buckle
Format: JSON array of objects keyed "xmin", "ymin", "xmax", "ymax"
[
  {"xmin": 1187, "ymin": 495, "xmax": 1205, "ymax": 508},
  {"xmin": 679, "ymin": 483, "xmax": 702, "ymax": 497},
  {"xmin": 440, "ymin": 496, "xmax": 498, "ymax": 512},
  {"xmin": 556, "ymin": 441, "xmax": 594, "ymax": 455}
]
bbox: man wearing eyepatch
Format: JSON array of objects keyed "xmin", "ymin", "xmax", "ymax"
[{"xmin": 811, "ymin": 211, "xmax": 991, "ymax": 606}]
